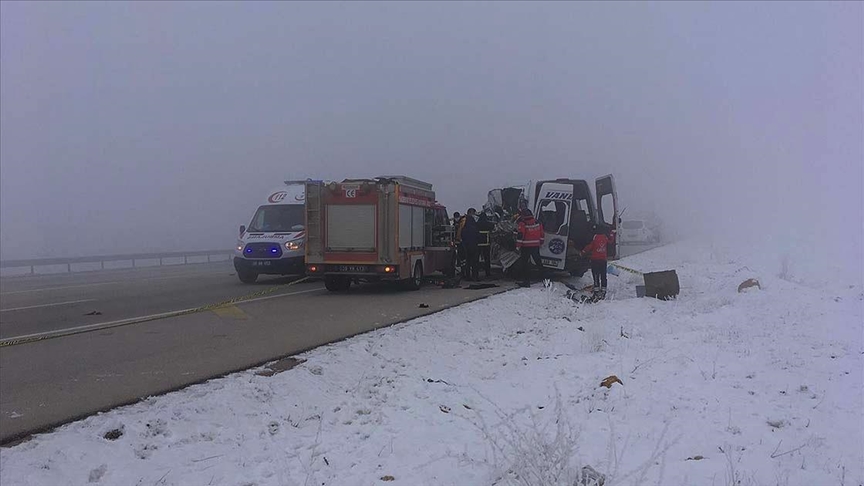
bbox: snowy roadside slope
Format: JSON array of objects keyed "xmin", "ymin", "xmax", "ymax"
[{"xmin": 1, "ymin": 242, "xmax": 861, "ymax": 486}]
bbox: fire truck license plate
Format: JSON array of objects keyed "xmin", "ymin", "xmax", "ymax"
[{"xmin": 338, "ymin": 265, "xmax": 367, "ymax": 272}]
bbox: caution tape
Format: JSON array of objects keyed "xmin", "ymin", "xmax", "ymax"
[
  {"xmin": 609, "ymin": 263, "xmax": 644, "ymax": 276},
  {"xmin": 0, "ymin": 276, "xmax": 310, "ymax": 349}
]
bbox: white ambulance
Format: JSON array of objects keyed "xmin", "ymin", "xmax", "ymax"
[{"xmin": 234, "ymin": 181, "xmax": 308, "ymax": 283}]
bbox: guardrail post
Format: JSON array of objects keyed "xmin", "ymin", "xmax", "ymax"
[
  {"xmin": 67, "ymin": 263, "xmax": 72, "ymax": 273},
  {"xmin": 184, "ymin": 256, "xmax": 188, "ymax": 264},
  {"xmin": 159, "ymin": 257, "xmax": 163, "ymax": 266},
  {"xmin": 30, "ymin": 265, "xmax": 34, "ymax": 275},
  {"xmin": 207, "ymin": 255, "xmax": 211, "ymax": 263},
  {"xmin": 101, "ymin": 261, "xmax": 105, "ymax": 270},
  {"xmin": 132, "ymin": 259, "xmax": 136, "ymax": 268}
]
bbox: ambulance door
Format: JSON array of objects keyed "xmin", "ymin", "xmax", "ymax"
[
  {"xmin": 534, "ymin": 182, "xmax": 573, "ymax": 270},
  {"xmin": 595, "ymin": 174, "xmax": 619, "ymax": 259}
]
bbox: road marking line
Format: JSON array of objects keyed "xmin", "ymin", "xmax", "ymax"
[
  {"xmin": 234, "ymin": 287, "xmax": 323, "ymax": 305},
  {"xmin": 211, "ymin": 305, "xmax": 249, "ymax": 320},
  {"xmin": 0, "ymin": 299, "xmax": 97, "ymax": 313},
  {"xmin": 0, "ymin": 286, "xmax": 324, "ymax": 346},
  {"xmin": 0, "ymin": 271, "xmax": 231, "ymax": 295}
]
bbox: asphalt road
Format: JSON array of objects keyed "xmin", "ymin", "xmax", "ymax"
[
  {"xmin": 0, "ymin": 263, "xmax": 514, "ymax": 443},
  {"xmin": 0, "ymin": 261, "xmax": 269, "ymax": 340}
]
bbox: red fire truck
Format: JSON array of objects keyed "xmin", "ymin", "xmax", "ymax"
[{"xmin": 304, "ymin": 176, "xmax": 454, "ymax": 291}]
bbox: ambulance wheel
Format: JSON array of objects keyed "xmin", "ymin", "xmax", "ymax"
[
  {"xmin": 406, "ymin": 261, "xmax": 423, "ymax": 290},
  {"xmin": 238, "ymin": 270, "xmax": 258, "ymax": 284}
]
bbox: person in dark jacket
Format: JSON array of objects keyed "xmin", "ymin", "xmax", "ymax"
[
  {"xmin": 581, "ymin": 224, "xmax": 610, "ymax": 299},
  {"xmin": 515, "ymin": 209, "xmax": 545, "ymax": 287},
  {"xmin": 477, "ymin": 212, "xmax": 494, "ymax": 278},
  {"xmin": 458, "ymin": 208, "xmax": 481, "ymax": 281}
]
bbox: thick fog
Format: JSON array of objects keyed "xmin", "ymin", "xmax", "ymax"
[{"xmin": 1, "ymin": 2, "xmax": 861, "ymax": 282}]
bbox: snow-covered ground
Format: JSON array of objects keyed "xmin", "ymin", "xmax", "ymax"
[{"xmin": 1, "ymin": 242, "xmax": 861, "ymax": 486}]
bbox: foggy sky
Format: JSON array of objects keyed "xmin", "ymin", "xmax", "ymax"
[{"xmin": 1, "ymin": 2, "xmax": 861, "ymax": 280}]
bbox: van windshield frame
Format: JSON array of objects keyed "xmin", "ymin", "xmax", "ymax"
[{"xmin": 248, "ymin": 204, "xmax": 305, "ymax": 233}]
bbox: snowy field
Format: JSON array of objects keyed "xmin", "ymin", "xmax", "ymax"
[{"xmin": 1, "ymin": 242, "xmax": 861, "ymax": 486}]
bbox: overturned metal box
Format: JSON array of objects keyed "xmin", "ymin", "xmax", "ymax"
[{"xmin": 642, "ymin": 270, "xmax": 679, "ymax": 300}]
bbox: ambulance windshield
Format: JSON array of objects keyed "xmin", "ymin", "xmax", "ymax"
[{"xmin": 248, "ymin": 205, "xmax": 305, "ymax": 233}]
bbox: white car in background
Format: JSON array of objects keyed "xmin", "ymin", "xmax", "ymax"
[{"xmin": 620, "ymin": 219, "xmax": 659, "ymax": 244}]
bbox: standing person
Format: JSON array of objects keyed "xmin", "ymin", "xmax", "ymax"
[
  {"xmin": 477, "ymin": 211, "xmax": 494, "ymax": 278},
  {"xmin": 452, "ymin": 211, "xmax": 464, "ymax": 273},
  {"xmin": 458, "ymin": 208, "xmax": 481, "ymax": 281},
  {"xmin": 515, "ymin": 209, "xmax": 545, "ymax": 287},
  {"xmin": 581, "ymin": 224, "xmax": 610, "ymax": 299}
]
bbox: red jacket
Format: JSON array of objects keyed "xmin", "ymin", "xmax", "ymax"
[
  {"xmin": 516, "ymin": 216, "xmax": 544, "ymax": 249},
  {"xmin": 582, "ymin": 233, "xmax": 609, "ymax": 261}
]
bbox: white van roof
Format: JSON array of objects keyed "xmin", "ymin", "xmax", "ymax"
[{"xmin": 263, "ymin": 182, "xmax": 305, "ymax": 205}]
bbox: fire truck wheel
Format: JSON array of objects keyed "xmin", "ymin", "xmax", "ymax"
[
  {"xmin": 406, "ymin": 261, "xmax": 423, "ymax": 290},
  {"xmin": 324, "ymin": 276, "xmax": 346, "ymax": 291},
  {"xmin": 237, "ymin": 270, "xmax": 258, "ymax": 284}
]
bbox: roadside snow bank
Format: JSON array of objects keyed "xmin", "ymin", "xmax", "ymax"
[
  {"xmin": 672, "ymin": 236, "xmax": 864, "ymax": 292},
  {"xmin": 1, "ymin": 242, "xmax": 861, "ymax": 486}
]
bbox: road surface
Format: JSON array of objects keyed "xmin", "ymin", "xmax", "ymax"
[
  {"xmin": 1, "ymin": 261, "xmax": 260, "ymax": 339},
  {"xmin": 0, "ymin": 263, "xmax": 514, "ymax": 443}
]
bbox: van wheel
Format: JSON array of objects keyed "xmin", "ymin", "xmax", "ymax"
[
  {"xmin": 238, "ymin": 270, "xmax": 258, "ymax": 284},
  {"xmin": 405, "ymin": 262, "xmax": 423, "ymax": 290}
]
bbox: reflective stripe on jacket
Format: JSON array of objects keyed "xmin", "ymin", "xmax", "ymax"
[
  {"xmin": 478, "ymin": 231, "xmax": 491, "ymax": 247},
  {"xmin": 516, "ymin": 217, "xmax": 544, "ymax": 249}
]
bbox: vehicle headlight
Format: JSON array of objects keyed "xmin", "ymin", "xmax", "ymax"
[
  {"xmin": 285, "ymin": 240, "xmax": 305, "ymax": 251},
  {"xmin": 236, "ymin": 240, "xmax": 244, "ymax": 252}
]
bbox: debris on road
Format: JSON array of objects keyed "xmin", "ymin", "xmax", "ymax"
[
  {"xmin": 466, "ymin": 283, "xmax": 498, "ymax": 290},
  {"xmin": 255, "ymin": 356, "xmax": 306, "ymax": 377},
  {"xmin": 738, "ymin": 278, "xmax": 762, "ymax": 292},
  {"xmin": 600, "ymin": 375, "xmax": 624, "ymax": 388}
]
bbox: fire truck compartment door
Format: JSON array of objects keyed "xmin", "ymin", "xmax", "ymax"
[
  {"xmin": 327, "ymin": 204, "xmax": 376, "ymax": 251},
  {"xmin": 399, "ymin": 204, "xmax": 426, "ymax": 249}
]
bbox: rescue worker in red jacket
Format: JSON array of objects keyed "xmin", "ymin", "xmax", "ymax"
[
  {"xmin": 581, "ymin": 224, "xmax": 610, "ymax": 298},
  {"xmin": 515, "ymin": 209, "xmax": 546, "ymax": 287}
]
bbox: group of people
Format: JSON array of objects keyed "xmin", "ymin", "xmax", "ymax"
[{"xmin": 453, "ymin": 207, "xmax": 614, "ymax": 300}]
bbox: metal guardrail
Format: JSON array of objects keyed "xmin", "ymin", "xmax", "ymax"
[{"xmin": 0, "ymin": 250, "xmax": 233, "ymax": 275}]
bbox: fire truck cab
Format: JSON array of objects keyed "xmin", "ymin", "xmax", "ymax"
[{"xmin": 304, "ymin": 176, "xmax": 454, "ymax": 291}]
